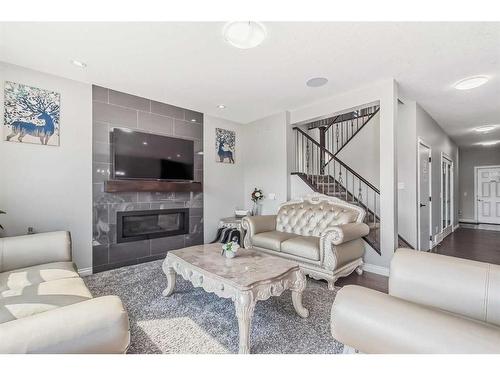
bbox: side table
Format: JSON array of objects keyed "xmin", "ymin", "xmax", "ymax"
[{"xmin": 210, "ymin": 216, "xmax": 247, "ymax": 246}]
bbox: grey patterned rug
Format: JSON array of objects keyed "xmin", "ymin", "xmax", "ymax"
[{"xmin": 84, "ymin": 259, "xmax": 344, "ymax": 354}]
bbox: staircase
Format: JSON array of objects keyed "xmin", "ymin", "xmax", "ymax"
[{"xmin": 293, "ymin": 105, "xmax": 412, "ymax": 254}]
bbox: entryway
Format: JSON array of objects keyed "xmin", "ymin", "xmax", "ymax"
[{"xmin": 475, "ymin": 165, "xmax": 500, "ymax": 225}]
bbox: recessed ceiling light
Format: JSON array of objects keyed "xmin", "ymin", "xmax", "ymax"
[
  {"xmin": 217, "ymin": 104, "xmax": 226, "ymax": 109},
  {"xmin": 306, "ymin": 77, "xmax": 328, "ymax": 88},
  {"xmin": 142, "ymin": 141, "xmax": 148, "ymax": 145},
  {"xmin": 197, "ymin": 151, "xmax": 204, "ymax": 155},
  {"xmin": 70, "ymin": 59, "xmax": 87, "ymax": 68},
  {"xmin": 475, "ymin": 125, "xmax": 498, "ymax": 133},
  {"xmin": 190, "ymin": 119, "xmax": 197, "ymax": 122},
  {"xmin": 453, "ymin": 75, "xmax": 489, "ymax": 90},
  {"xmin": 479, "ymin": 141, "xmax": 499, "ymax": 146},
  {"xmin": 223, "ymin": 21, "xmax": 267, "ymax": 49}
]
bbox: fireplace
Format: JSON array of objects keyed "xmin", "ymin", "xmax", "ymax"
[{"xmin": 117, "ymin": 208, "xmax": 189, "ymax": 243}]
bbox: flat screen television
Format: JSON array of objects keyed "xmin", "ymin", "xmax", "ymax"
[{"xmin": 111, "ymin": 128, "xmax": 194, "ymax": 181}]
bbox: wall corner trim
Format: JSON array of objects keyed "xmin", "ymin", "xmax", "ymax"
[
  {"xmin": 362, "ymin": 263, "xmax": 390, "ymax": 277},
  {"xmin": 78, "ymin": 267, "xmax": 93, "ymax": 276}
]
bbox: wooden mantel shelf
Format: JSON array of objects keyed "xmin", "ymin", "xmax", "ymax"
[{"xmin": 104, "ymin": 180, "xmax": 202, "ymax": 193}]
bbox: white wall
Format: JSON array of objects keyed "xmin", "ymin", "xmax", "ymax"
[
  {"xmin": 243, "ymin": 112, "xmax": 290, "ymax": 215},
  {"xmin": 337, "ymin": 111, "xmax": 380, "ymax": 188},
  {"xmin": 0, "ymin": 63, "xmax": 93, "ymax": 271},
  {"xmin": 459, "ymin": 145, "xmax": 500, "ymax": 221},
  {"xmin": 290, "ymin": 174, "xmax": 315, "ymax": 200},
  {"xmin": 203, "ymin": 115, "xmax": 244, "ymax": 242}
]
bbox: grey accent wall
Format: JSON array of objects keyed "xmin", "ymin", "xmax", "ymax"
[
  {"xmin": 397, "ymin": 99, "xmax": 417, "ymax": 247},
  {"xmin": 459, "ymin": 145, "xmax": 500, "ymax": 221},
  {"xmin": 92, "ymin": 86, "xmax": 203, "ymax": 273},
  {"xmin": 416, "ymin": 103, "xmax": 459, "ymax": 236},
  {"xmin": 397, "ymin": 100, "xmax": 459, "ymax": 248}
]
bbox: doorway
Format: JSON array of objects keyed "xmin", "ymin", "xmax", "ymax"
[
  {"xmin": 417, "ymin": 140, "xmax": 432, "ymax": 250},
  {"xmin": 441, "ymin": 154, "xmax": 454, "ymax": 237},
  {"xmin": 475, "ymin": 166, "xmax": 500, "ymax": 224}
]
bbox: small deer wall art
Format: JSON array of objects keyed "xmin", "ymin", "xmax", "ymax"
[
  {"xmin": 4, "ymin": 81, "xmax": 60, "ymax": 146},
  {"xmin": 215, "ymin": 127, "xmax": 235, "ymax": 164}
]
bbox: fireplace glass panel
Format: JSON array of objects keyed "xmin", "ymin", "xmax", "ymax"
[{"xmin": 117, "ymin": 208, "xmax": 189, "ymax": 243}]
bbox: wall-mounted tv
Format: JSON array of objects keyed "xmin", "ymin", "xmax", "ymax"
[{"xmin": 111, "ymin": 128, "xmax": 194, "ymax": 181}]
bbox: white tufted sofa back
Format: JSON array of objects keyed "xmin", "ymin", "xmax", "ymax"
[{"xmin": 275, "ymin": 197, "xmax": 363, "ymax": 237}]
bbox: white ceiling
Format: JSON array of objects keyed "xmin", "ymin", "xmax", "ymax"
[{"xmin": 0, "ymin": 22, "xmax": 499, "ymax": 146}]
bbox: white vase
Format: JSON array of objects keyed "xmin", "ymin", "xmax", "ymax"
[
  {"xmin": 224, "ymin": 250, "xmax": 236, "ymax": 258},
  {"xmin": 252, "ymin": 202, "xmax": 261, "ymax": 216}
]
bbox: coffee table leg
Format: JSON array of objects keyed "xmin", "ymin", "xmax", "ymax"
[
  {"xmin": 162, "ymin": 266, "xmax": 176, "ymax": 297},
  {"xmin": 291, "ymin": 271, "xmax": 309, "ymax": 318},
  {"xmin": 234, "ymin": 292, "xmax": 255, "ymax": 354}
]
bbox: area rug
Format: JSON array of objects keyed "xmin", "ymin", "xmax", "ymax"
[{"xmin": 84, "ymin": 259, "xmax": 344, "ymax": 354}]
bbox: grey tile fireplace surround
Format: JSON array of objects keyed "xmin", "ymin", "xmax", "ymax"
[{"xmin": 92, "ymin": 85, "xmax": 203, "ymax": 273}]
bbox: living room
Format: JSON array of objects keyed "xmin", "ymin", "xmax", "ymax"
[{"xmin": 1, "ymin": 1, "xmax": 500, "ymax": 373}]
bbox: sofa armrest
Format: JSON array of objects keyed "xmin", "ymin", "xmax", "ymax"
[
  {"xmin": 389, "ymin": 248, "xmax": 500, "ymax": 325},
  {"xmin": 0, "ymin": 295, "xmax": 130, "ymax": 353},
  {"xmin": 322, "ymin": 223, "xmax": 369, "ymax": 245},
  {"xmin": 331, "ymin": 285, "xmax": 500, "ymax": 354},
  {"xmin": 0, "ymin": 231, "xmax": 72, "ymax": 272},
  {"xmin": 242, "ymin": 215, "xmax": 276, "ymax": 236},
  {"xmin": 241, "ymin": 215, "xmax": 277, "ymax": 249}
]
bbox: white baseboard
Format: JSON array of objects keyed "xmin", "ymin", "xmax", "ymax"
[
  {"xmin": 453, "ymin": 224, "xmax": 460, "ymax": 231},
  {"xmin": 459, "ymin": 218, "xmax": 477, "ymax": 224},
  {"xmin": 78, "ymin": 267, "xmax": 93, "ymax": 276},
  {"xmin": 434, "ymin": 232, "xmax": 443, "ymax": 245},
  {"xmin": 362, "ymin": 263, "xmax": 389, "ymax": 277}
]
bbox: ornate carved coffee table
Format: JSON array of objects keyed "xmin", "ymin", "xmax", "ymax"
[{"xmin": 162, "ymin": 243, "xmax": 309, "ymax": 354}]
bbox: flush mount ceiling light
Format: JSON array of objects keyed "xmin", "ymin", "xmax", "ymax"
[
  {"xmin": 223, "ymin": 21, "xmax": 267, "ymax": 49},
  {"xmin": 479, "ymin": 140, "xmax": 499, "ymax": 146},
  {"xmin": 453, "ymin": 75, "xmax": 489, "ymax": 90},
  {"xmin": 70, "ymin": 59, "xmax": 87, "ymax": 68},
  {"xmin": 217, "ymin": 104, "xmax": 226, "ymax": 109},
  {"xmin": 306, "ymin": 77, "xmax": 328, "ymax": 88},
  {"xmin": 475, "ymin": 125, "xmax": 498, "ymax": 133}
]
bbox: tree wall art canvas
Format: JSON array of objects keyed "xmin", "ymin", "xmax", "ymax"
[
  {"xmin": 215, "ymin": 127, "xmax": 235, "ymax": 163},
  {"xmin": 3, "ymin": 81, "xmax": 60, "ymax": 146}
]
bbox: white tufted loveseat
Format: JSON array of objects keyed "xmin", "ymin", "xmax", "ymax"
[{"xmin": 241, "ymin": 194, "xmax": 369, "ymax": 289}]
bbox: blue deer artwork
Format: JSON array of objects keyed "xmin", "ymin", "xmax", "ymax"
[
  {"xmin": 4, "ymin": 82, "xmax": 60, "ymax": 146},
  {"xmin": 217, "ymin": 141, "xmax": 234, "ymax": 163},
  {"xmin": 215, "ymin": 128, "xmax": 235, "ymax": 164}
]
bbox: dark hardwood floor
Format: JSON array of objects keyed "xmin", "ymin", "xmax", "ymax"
[
  {"xmin": 315, "ymin": 271, "xmax": 389, "ymax": 293},
  {"xmin": 336, "ymin": 271, "xmax": 388, "ymax": 293},
  {"xmin": 323, "ymin": 227, "xmax": 500, "ymax": 294},
  {"xmin": 432, "ymin": 227, "xmax": 500, "ymax": 265}
]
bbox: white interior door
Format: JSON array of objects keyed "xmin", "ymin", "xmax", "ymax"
[
  {"xmin": 441, "ymin": 156, "xmax": 453, "ymax": 236},
  {"xmin": 476, "ymin": 167, "xmax": 500, "ymax": 224},
  {"xmin": 418, "ymin": 141, "xmax": 432, "ymax": 250}
]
